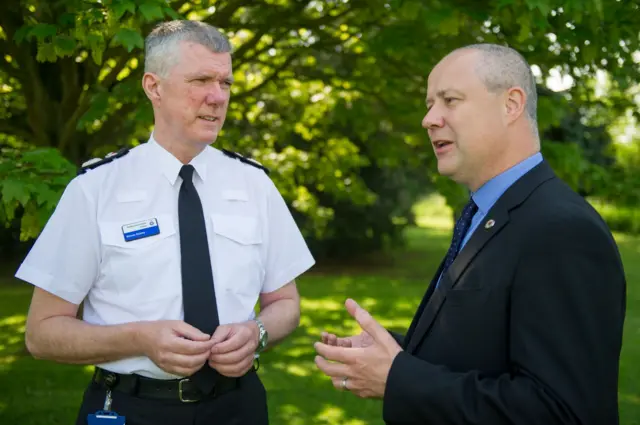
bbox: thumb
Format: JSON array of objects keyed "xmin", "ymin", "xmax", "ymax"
[
  {"xmin": 173, "ymin": 322, "xmax": 211, "ymax": 342},
  {"xmin": 345, "ymin": 299, "xmax": 385, "ymax": 341}
]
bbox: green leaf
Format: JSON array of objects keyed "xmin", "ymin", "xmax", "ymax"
[
  {"xmin": 80, "ymin": 92, "xmax": 110, "ymax": 124},
  {"xmin": 164, "ymin": 6, "xmax": 182, "ymax": 20},
  {"xmin": 139, "ymin": 1, "xmax": 165, "ymax": 22},
  {"xmin": 524, "ymin": 0, "xmax": 552, "ymax": 15},
  {"xmin": 28, "ymin": 23, "xmax": 59, "ymax": 41},
  {"xmin": 54, "ymin": 35, "xmax": 77, "ymax": 57},
  {"xmin": 36, "ymin": 42, "xmax": 58, "ymax": 62},
  {"xmin": 87, "ymin": 33, "xmax": 105, "ymax": 64},
  {"xmin": 13, "ymin": 25, "xmax": 31, "ymax": 44},
  {"xmin": 58, "ymin": 12, "xmax": 76, "ymax": 27},
  {"xmin": 113, "ymin": 0, "xmax": 137, "ymax": 20},
  {"xmin": 111, "ymin": 28, "xmax": 144, "ymax": 53},
  {"xmin": 1, "ymin": 179, "xmax": 30, "ymax": 206}
]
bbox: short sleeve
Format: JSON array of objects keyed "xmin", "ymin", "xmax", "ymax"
[
  {"xmin": 14, "ymin": 177, "xmax": 100, "ymax": 304},
  {"xmin": 261, "ymin": 179, "xmax": 315, "ymax": 293}
]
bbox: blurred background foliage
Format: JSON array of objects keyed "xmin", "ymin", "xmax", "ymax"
[{"xmin": 0, "ymin": 0, "xmax": 639, "ymax": 261}]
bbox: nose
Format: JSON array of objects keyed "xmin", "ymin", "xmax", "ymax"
[
  {"xmin": 422, "ymin": 106, "xmax": 444, "ymax": 130},
  {"xmin": 205, "ymin": 82, "xmax": 228, "ymax": 105}
]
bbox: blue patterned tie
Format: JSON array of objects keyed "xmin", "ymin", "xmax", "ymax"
[{"xmin": 442, "ymin": 198, "xmax": 478, "ymax": 273}]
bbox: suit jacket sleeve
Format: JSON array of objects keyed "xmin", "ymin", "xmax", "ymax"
[{"xmin": 382, "ymin": 212, "xmax": 626, "ymax": 425}]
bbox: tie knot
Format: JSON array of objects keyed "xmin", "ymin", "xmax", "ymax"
[
  {"xmin": 180, "ymin": 164, "xmax": 195, "ymax": 182},
  {"xmin": 463, "ymin": 197, "xmax": 478, "ymax": 215}
]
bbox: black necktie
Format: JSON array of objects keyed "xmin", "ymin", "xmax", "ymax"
[
  {"xmin": 178, "ymin": 164, "xmax": 219, "ymax": 393},
  {"xmin": 442, "ymin": 197, "xmax": 478, "ymax": 274}
]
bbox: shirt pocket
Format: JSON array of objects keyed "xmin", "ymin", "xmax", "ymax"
[
  {"xmin": 97, "ymin": 214, "xmax": 180, "ymax": 304},
  {"xmin": 210, "ymin": 213, "xmax": 264, "ymax": 324}
]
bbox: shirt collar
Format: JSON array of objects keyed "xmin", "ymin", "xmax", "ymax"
[
  {"xmin": 471, "ymin": 152, "xmax": 543, "ymax": 214},
  {"xmin": 147, "ymin": 134, "xmax": 209, "ymax": 186}
]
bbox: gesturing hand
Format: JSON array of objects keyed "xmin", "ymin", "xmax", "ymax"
[
  {"xmin": 208, "ymin": 321, "xmax": 259, "ymax": 377},
  {"xmin": 321, "ymin": 330, "xmax": 374, "ymax": 348},
  {"xmin": 314, "ymin": 299, "xmax": 402, "ymax": 399}
]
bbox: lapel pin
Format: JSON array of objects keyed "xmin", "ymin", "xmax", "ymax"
[{"xmin": 485, "ymin": 219, "xmax": 495, "ymax": 229}]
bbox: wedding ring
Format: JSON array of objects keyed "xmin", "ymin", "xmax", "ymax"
[{"xmin": 341, "ymin": 376, "xmax": 349, "ymax": 390}]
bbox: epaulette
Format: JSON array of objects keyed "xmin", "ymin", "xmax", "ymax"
[
  {"xmin": 221, "ymin": 149, "xmax": 270, "ymax": 175},
  {"xmin": 78, "ymin": 147, "xmax": 130, "ymax": 175}
]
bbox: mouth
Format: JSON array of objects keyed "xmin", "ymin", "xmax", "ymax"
[
  {"xmin": 433, "ymin": 140, "xmax": 454, "ymax": 149},
  {"xmin": 198, "ymin": 115, "xmax": 218, "ymax": 122}
]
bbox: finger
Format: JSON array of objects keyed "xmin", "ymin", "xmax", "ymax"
[
  {"xmin": 211, "ymin": 354, "xmax": 254, "ymax": 377},
  {"xmin": 163, "ymin": 351, "xmax": 210, "ymax": 372},
  {"xmin": 337, "ymin": 337, "xmax": 352, "ymax": 348},
  {"xmin": 210, "ymin": 325, "xmax": 234, "ymax": 345},
  {"xmin": 314, "ymin": 341, "xmax": 357, "ymax": 364},
  {"xmin": 209, "ymin": 341, "xmax": 255, "ymax": 365},
  {"xmin": 173, "ymin": 322, "xmax": 211, "ymax": 342},
  {"xmin": 168, "ymin": 336, "xmax": 216, "ymax": 355},
  {"xmin": 345, "ymin": 299, "xmax": 387, "ymax": 342},
  {"xmin": 211, "ymin": 328, "xmax": 252, "ymax": 354},
  {"xmin": 331, "ymin": 376, "xmax": 356, "ymax": 391},
  {"xmin": 328, "ymin": 334, "xmax": 338, "ymax": 346},
  {"xmin": 314, "ymin": 355, "xmax": 350, "ymax": 378}
]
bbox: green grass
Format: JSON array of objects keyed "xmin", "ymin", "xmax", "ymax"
[{"xmin": 0, "ymin": 195, "xmax": 638, "ymax": 424}]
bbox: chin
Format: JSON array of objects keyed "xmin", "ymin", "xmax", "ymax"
[{"xmin": 192, "ymin": 131, "xmax": 219, "ymax": 145}]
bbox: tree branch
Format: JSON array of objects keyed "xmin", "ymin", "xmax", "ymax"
[
  {"xmin": 99, "ymin": 55, "xmax": 132, "ymax": 91},
  {"xmin": 86, "ymin": 102, "xmax": 140, "ymax": 152},
  {"xmin": 233, "ymin": 52, "xmax": 300, "ymax": 101}
]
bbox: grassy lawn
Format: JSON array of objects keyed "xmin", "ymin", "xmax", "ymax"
[{"xmin": 0, "ymin": 196, "xmax": 638, "ymax": 424}]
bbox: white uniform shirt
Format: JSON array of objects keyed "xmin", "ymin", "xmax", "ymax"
[{"xmin": 15, "ymin": 136, "xmax": 315, "ymax": 379}]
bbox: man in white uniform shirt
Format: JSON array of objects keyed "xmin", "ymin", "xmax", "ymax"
[{"xmin": 16, "ymin": 20, "xmax": 315, "ymax": 425}]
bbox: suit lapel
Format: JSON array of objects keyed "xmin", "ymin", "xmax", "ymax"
[
  {"xmin": 402, "ymin": 258, "xmax": 445, "ymax": 349},
  {"xmin": 405, "ymin": 210, "xmax": 509, "ymax": 353},
  {"xmin": 404, "ymin": 161, "xmax": 556, "ymax": 354}
]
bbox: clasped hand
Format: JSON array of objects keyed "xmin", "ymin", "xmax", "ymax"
[
  {"xmin": 143, "ymin": 320, "xmax": 258, "ymax": 378},
  {"xmin": 314, "ymin": 299, "xmax": 402, "ymax": 399}
]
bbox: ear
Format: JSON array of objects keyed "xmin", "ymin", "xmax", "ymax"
[
  {"xmin": 142, "ymin": 72, "xmax": 161, "ymax": 103},
  {"xmin": 504, "ymin": 86, "xmax": 526, "ymax": 125}
]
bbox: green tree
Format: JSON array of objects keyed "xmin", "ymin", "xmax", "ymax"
[{"xmin": 1, "ymin": 0, "xmax": 639, "ymax": 256}]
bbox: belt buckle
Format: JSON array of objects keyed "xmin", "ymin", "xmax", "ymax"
[{"xmin": 178, "ymin": 378, "xmax": 199, "ymax": 403}]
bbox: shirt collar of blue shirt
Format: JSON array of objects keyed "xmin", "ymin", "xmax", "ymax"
[{"xmin": 471, "ymin": 152, "xmax": 544, "ymax": 215}]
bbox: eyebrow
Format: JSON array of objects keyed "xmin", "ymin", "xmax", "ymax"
[
  {"xmin": 186, "ymin": 73, "xmax": 234, "ymax": 84},
  {"xmin": 426, "ymin": 89, "xmax": 464, "ymax": 105}
]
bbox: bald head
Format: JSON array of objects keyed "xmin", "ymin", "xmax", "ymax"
[{"xmin": 456, "ymin": 44, "xmax": 538, "ymax": 134}]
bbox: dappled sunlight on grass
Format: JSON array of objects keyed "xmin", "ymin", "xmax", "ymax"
[
  {"xmin": 0, "ymin": 314, "xmax": 27, "ymax": 365},
  {"xmin": 1, "ymin": 196, "xmax": 639, "ymax": 424}
]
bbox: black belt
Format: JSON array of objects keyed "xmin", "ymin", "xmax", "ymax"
[{"xmin": 92, "ymin": 368, "xmax": 239, "ymax": 403}]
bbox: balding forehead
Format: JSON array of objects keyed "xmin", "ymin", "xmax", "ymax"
[{"xmin": 427, "ymin": 51, "xmax": 479, "ymax": 92}]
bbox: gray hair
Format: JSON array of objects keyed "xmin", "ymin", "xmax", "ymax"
[
  {"xmin": 144, "ymin": 20, "xmax": 232, "ymax": 78},
  {"xmin": 458, "ymin": 43, "xmax": 539, "ymax": 136}
]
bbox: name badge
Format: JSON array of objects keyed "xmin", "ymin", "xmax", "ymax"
[
  {"xmin": 122, "ymin": 218, "xmax": 160, "ymax": 242},
  {"xmin": 87, "ymin": 411, "xmax": 126, "ymax": 425}
]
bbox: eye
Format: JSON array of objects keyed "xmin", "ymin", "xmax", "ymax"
[{"xmin": 444, "ymin": 97, "xmax": 457, "ymax": 104}]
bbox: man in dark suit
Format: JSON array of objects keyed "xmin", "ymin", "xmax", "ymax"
[{"xmin": 314, "ymin": 43, "xmax": 626, "ymax": 425}]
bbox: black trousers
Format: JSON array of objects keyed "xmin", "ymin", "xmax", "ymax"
[{"xmin": 74, "ymin": 371, "xmax": 269, "ymax": 425}]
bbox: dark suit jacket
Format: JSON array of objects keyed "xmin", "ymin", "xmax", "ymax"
[{"xmin": 383, "ymin": 161, "xmax": 626, "ymax": 425}]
